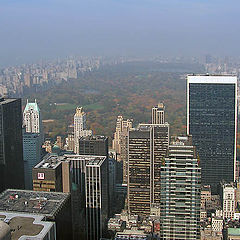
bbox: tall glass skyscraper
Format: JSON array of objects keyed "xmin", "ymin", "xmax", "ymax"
[
  {"xmin": 187, "ymin": 75, "xmax": 237, "ymax": 193},
  {"xmin": 160, "ymin": 136, "xmax": 201, "ymax": 240},
  {"xmin": 0, "ymin": 98, "xmax": 25, "ymax": 192}
]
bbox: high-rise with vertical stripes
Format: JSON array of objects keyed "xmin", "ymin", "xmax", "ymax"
[
  {"xmin": 160, "ymin": 136, "xmax": 201, "ymax": 240},
  {"xmin": 187, "ymin": 75, "xmax": 237, "ymax": 193}
]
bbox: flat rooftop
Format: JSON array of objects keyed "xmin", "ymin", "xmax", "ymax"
[
  {"xmin": 34, "ymin": 154, "xmax": 62, "ymax": 169},
  {"xmin": 170, "ymin": 135, "xmax": 192, "ymax": 146},
  {"xmin": 86, "ymin": 156, "xmax": 106, "ymax": 166},
  {"xmin": 115, "ymin": 231, "xmax": 149, "ymax": 240},
  {"xmin": 79, "ymin": 135, "xmax": 108, "ymax": 141},
  {"xmin": 138, "ymin": 123, "xmax": 169, "ymax": 129},
  {"xmin": 0, "ymin": 212, "xmax": 54, "ymax": 240},
  {"xmin": 0, "ymin": 189, "xmax": 70, "ymax": 219},
  {"xmin": 0, "ymin": 98, "xmax": 19, "ymax": 105},
  {"xmin": 187, "ymin": 75, "xmax": 237, "ymax": 84},
  {"xmin": 62, "ymin": 154, "xmax": 106, "ymax": 162}
]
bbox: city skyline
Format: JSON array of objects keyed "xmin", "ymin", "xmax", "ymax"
[{"xmin": 1, "ymin": 0, "xmax": 240, "ymax": 238}]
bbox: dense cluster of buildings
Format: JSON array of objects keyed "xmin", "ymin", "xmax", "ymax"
[
  {"xmin": 0, "ymin": 57, "xmax": 102, "ymax": 97},
  {"xmin": 0, "ymin": 74, "xmax": 239, "ymax": 239}
]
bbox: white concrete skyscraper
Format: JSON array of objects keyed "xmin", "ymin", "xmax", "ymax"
[
  {"xmin": 23, "ymin": 99, "xmax": 43, "ymax": 189},
  {"xmin": 74, "ymin": 107, "xmax": 92, "ymax": 153},
  {"xmin": 23, "ymin": 99, "xmax": 42, "ymax": 134}
]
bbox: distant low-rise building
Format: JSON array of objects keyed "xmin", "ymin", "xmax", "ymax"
[
  {"xmin": 212, "ymin": 217, "xmax": 223, "ymax": 232},
  {"xmin": 223, "ymin": 183, "xmax": 236, "ymax": 219},
  {"xmin": 201, "ymin": 185, "xmax": 212, "ymax": 208}
]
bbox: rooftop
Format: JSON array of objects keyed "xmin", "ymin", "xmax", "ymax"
[
  {"xmin": 187, "ymin": 75, "xmax": 237, "ymax": 84},
  {"xmin": 24, "ymin": 99, "xmax": 40, "ymax": 113},
  {"xmin": 34, "ymin": 153, "xmax": 62, "ymax": 169},
  {"xmin": 170, "ymin": 135, "xmax": 192, "ymax": 146},
  {"xmin": 62, "ymin": 154, "xmax": 106, "ymax": 162},
  {"xmin": 201, "ymin": 185, "xmax": 211, "ymax": 192},
  {"xmin": 115, "ymin": 230, "xmax": 149, "ymax": 240},
  {"xmin": 138, "ymin": 123, "xmax": 169, "ymax": 130},
  {"xmin": 79, "ymin": 135, "xmax": 108, "ymax": 141},
  {"xmin": 0, "ymin": 212, "xmax": 54, "ymax": 240},
  {"xmin": 0, "ymin": 189, "xmax": 70, "ymax": 219},
  {"xmin": 0, "ymin": 98, "xmax": 19, "ymax": 105},
  {"xmin": 152, "ymin": 103, "xmax": 165, "ymax": 110},
  {"xmin": 86, "ymin": 156, "xmax": 107, "ymax": 167}
]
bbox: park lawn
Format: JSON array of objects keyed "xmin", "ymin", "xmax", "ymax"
[
  {"xmin": 85, "ymin": 103, "xmax": 104, "ymax": 110},
  {"xmin": 56, "ymin": 103, "xmax": 78, "ymax": 111}
]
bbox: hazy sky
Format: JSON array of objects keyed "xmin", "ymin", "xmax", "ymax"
[{"xmin": 0, "ymin": 0, "xmax": 239, "ymax": 66}]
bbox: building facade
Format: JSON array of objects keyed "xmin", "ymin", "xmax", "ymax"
[
  {"xmin": 0, "ymin": 98, "xmax": 25, "ymax": 192},
  {"xmin": 23, "ymin": 99, "xmax": 43, "ymax": 142},
  {"xmin": 187, "ymin": 75, "xmax": 237, "ymax": 193},
  {"xmin": 223, "ymin": 183, "xmax": 236, "ymax": 219},
  {"xmin": 73, "ymin": 107, "xmax": 92, "ymax": 153},
  {"xmin": 160, "ymin": 136, "xmax": 201, "ymax": 240},
  {"xmin": 128, "ymin": 123, "xmax": 169, "ymax": 216},
  {"xmin": 112, "ymin": 116, "xmax": 132, "ymax": 156},
  {"xmin": 23, "ymin": 130, "xmax": 41, "ymax": 189},
  {"xmin": 152, "ymin": 103, "xmax": 165, "ymax": 124},
  {"xmin": 79, "ymin": 135, "xmax": 108, "ymax": 157},
  {"xmin": 85, "ymin": 157, "xmax": 109, "ymax": 240},
  {"xmin": 32, "ymin": 154, "xmax": 65, "ymax": 192},
  {"xmin": 112, "ymin": 116, "xmax": 133, "ymax": 184}
]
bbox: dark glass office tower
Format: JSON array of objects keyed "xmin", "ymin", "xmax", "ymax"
[
  {"xmin": 0, "ymin": 98, "xmax": 25, "ymax": 192},
  {"xmin": 85, "ymin": 157, "xmax": 108, "ymax": 240},
  {"xmin": 79, "ymin": 135, "xmax": 108, "ymax": 157},
  {"xmin": 187, "ymin": 75, "xmax": 237, "ymax": 193}
]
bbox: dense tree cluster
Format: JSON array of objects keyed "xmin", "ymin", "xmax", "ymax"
[{"xmin": 24, "ymin": 62, "xmax": 204, "ymax": 142}]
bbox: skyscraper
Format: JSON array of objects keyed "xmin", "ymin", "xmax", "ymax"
[
  {"xmin": 160, "ymin": 136, "xmax": 201, "ymax": 240},
  {"xmin": 23, "ymin": 100, "xmax": 43, "ymax": 189},
  {"xmin": 112, "ymin": 116, "xmax": 132, "ymax": 157},
  {"xmin": 32, "ymin": 154, "xmax": 65, "ymax": 192},
  {"xmin": 62, "ymin": 154, "xmax": 108, "ymax": 240},
  {"xmin": 128, "ymin": 123, "xmax": 169, "ymax": 216},
  {"xmin": 0, "ymin": 98, "xmax": 25, "ymax": 192},
  {"xmin": 79, "ymin": 135, "xmax": 108, "ymax": 157},
  {"xmin": 112, "ymin": 116, "xmax": 133, "ymax": 184},
  {"xmin": 187, "ymin": 75, "xmax": 237, "ymax": 193},
  {"xmin": 79, "ymin": 135, "xmax": 110, "ymax": 217},
  {"xmin": 23, "ymin": 99, "xmax": 43, "ymax": 138},
  {"xmin": 152, "ymin": 103, "xmax": 165, "ymax": 124},
  {"xmin": 23, "ymin": 130, "xmax": 41, "ymax": 189},
  {"xmin": 85, "ymin": 157, "xmax": 109, "ymax": 240},
  {"xmin": 74, "ymin": 107, "xmax": 87, "ymax": 139},
  {"xmin": 73, "ymin": 107, "xmax": 92, "ymax": 153}
]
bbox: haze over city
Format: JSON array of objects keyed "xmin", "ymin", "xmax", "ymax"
[
  {"xmin": 1, "ymin": 0, "xmax": 240, "ymax": 66},
  {"xmin": 1, "ymin": 0, "xmax": 240, "ymax": 239}
]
